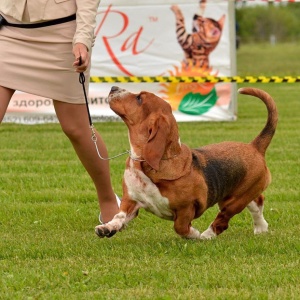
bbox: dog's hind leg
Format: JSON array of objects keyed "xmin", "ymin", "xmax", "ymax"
[
  {"xmin": 200, "ymin": 197, "xmax": 250, "ymax": 239},
  {"xmin": 247, "ymin": 195, "xmax": 268, "ymax": 234}
]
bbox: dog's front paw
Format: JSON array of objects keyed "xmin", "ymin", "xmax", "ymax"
[{"xmin": 95, "ymin": 224, "xmax": 117, "ymax": 238}]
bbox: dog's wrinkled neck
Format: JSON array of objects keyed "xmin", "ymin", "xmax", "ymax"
[
  {"xmin": 141, "ymin": 144, "xmax": 193, "ymax": 182},
  {"xmin": 129, "ymin": 134, "xmax": 182, "ymax": 166}
]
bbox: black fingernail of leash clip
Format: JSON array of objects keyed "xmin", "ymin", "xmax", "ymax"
[{"xmin": 78, "ymin": 57, "xmax": 129, "ymax": 161}]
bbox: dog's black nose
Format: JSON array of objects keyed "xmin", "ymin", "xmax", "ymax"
[{"xmin": 110, "ymin": 86, "xmax": 119, "ymax": 93}]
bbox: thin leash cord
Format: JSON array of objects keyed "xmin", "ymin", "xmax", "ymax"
[{"xmin": 79, "ymin": 71, "xmax": 129, "ymax": 160}]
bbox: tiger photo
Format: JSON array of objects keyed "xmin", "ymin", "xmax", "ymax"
[{"xmin": 171, "ymin": 0, "xmax": 225, "ymax": 69}]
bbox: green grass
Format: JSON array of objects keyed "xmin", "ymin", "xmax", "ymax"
[
  {"xmin": 237, "ymin": 42, "xmax": 300, "ymax": 76},
  {"xmin": 1, "ymin": 43, "xmax": 300, "ymax": 299}
]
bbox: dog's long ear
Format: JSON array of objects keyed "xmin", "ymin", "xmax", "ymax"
[{"xmin": 142, "ymin": 115, "xmax": 169, "ymax": 171}]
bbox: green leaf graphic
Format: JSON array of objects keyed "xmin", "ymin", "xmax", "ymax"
[{"xmin": 178, "ymin": 88, "xmax": 218, "ymax": 115}]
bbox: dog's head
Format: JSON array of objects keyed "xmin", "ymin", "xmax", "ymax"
[{"xmin": 108, "ymin": 86, "xmax": 181, "ymax": 170}]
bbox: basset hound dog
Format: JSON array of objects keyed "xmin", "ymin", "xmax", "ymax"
[{"xmin": 95, "ymin": 86, "xmax": 278, "ymax": 240}]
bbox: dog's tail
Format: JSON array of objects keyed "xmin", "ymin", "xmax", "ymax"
[{"xmin": 238, "ymin": 87, "xmax": 278, "ymax": 156}]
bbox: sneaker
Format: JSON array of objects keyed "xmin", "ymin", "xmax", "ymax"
[{"xmin": 99, "ymin": 194, "xmax": 121, "ymax": 224}]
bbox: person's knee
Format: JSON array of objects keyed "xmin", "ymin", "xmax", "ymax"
[{"xmin": 60, "ymin": 123, "xmax": 85, "ymax": 142}]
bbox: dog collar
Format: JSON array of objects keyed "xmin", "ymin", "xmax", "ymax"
[{"xmin": 129, "ymin": 151, "xmax": 178, "ymax": 162}]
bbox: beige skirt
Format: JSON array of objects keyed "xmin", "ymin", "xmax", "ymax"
[{"xmin": 0, "ymin": 13, "xmax": 90, "ymax": 104}]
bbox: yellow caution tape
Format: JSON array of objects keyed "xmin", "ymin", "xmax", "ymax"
[{"xmin": 90, "ymin": 76, "xmax": 300, "ymax": 83}]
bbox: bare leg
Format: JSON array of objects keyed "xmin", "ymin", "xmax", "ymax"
[
  {"xmin": 0, "ymin": 86, "xmax": 15, "ymax": 122},
  {"xmin": 53, "ymin": 100, "xmax": 119, "ymax": 223}
]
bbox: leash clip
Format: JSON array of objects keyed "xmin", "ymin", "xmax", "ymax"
[{"xmin": 90, "ymin": 125, "xmax": 97, "ymax": 142}]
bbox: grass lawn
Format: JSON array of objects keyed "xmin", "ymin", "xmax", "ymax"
[{"xmin": 1, "ymin": 43, "xmax": 300, "ymax": 299}]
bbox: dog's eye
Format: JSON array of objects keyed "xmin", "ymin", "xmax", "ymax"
[{"xmin": 136, "ymin": 94, "xmax": 142, "ymax": 104}]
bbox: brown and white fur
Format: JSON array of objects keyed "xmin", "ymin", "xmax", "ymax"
[{"xmin": 95, "ymin": 87, "xmax": 278, "ymax": 240}]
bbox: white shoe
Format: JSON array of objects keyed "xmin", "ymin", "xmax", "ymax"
[{"xmin": 99, "ymin": 194, "xmax": 121, "ymax": 224}]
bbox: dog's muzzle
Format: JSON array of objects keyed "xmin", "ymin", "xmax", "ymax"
[
  {"xmin": 108, "ymin": 86, "xmax": 127, "ymax": 103},
  {"xmin": 110, "ymin": 86, "xmax": 120, "ymax": 93}
]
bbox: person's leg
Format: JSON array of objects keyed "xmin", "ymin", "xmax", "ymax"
[
  {"xmin": 0, "ymin": 86, "xmax": 15, "ymax": 122},
  {"xmin": 53, "ymin": 100, "xmax": 119, "ymax": 223}
]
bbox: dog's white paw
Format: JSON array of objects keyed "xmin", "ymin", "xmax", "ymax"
[
  {"xmin": 185, "ymin": 227, "xmax": 201, "ymax": 239},
  {"xmin": 200, "ymin": 226, "xmax": 217, "ymax": 240},
  {"xmin": 254, "ymin": 220, "xmax": 268, "ymax": 234},
  {"xmin": 95, "ymin": 224, "xmax": 117, "ymax": 238},
  {"xmin": 95, "ymin": 212, "xmax": 127, "ymax": 238}
]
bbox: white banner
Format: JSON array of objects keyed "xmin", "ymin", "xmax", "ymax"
[{"xmin": 5, "ymin": 0, "xmax": 237, "ymax": 124}]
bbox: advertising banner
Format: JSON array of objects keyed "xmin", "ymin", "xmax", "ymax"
[{"xmin": 4, "ymin": 0, "xmax": 237, "ymax": 124}]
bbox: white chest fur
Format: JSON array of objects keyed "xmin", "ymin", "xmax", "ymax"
[{"xmin": 124, "ymin": 164, "xmax": 173, "ymax": 220}]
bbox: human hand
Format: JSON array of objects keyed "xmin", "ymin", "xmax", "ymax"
[{"xmin": 73, "ymin": 43, "xmax": 90, "ymax": 73}]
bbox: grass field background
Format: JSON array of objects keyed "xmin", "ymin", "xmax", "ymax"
[{"xmin": 1, "ymin": 43, "xmax": 300, "ymax": 299}]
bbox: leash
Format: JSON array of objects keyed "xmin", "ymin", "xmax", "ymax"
[
  {"xmin": 78, "ymin": 63, "xmax": 178, "ymax": 162},
  {"xmin": 78, "ymin": 67, "xmax": 129, "ymax": 161}
]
